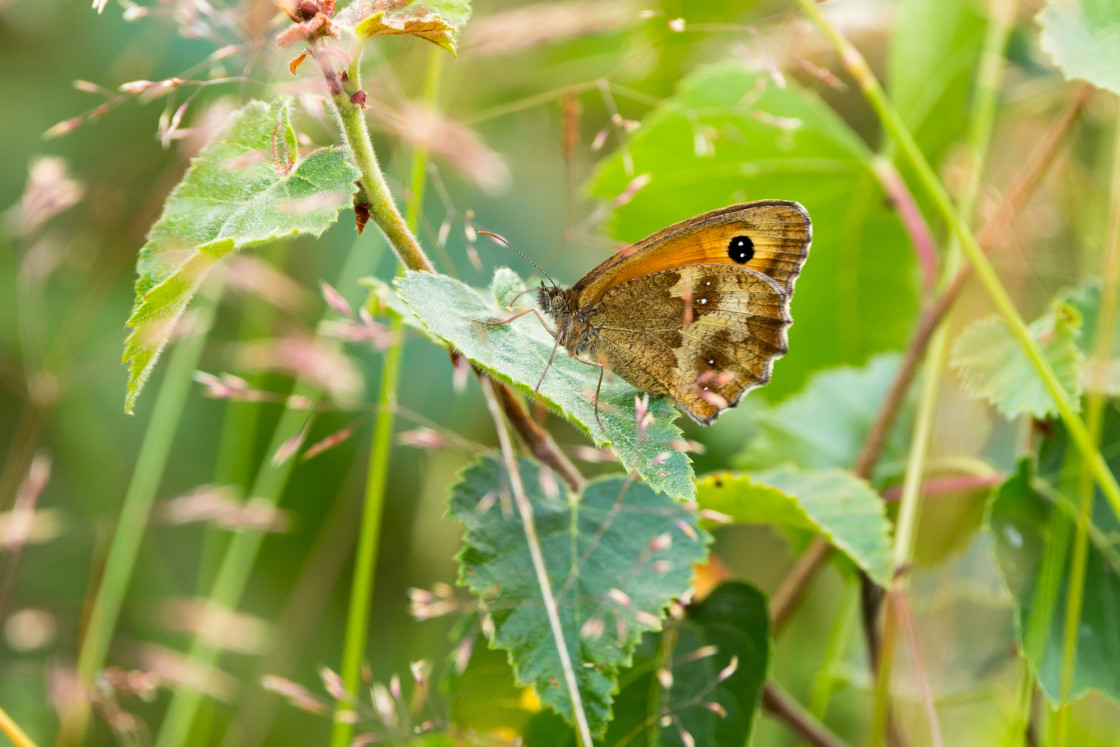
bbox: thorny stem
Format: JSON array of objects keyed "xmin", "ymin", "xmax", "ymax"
[
  {"xmin": 479, "ymin": 377, "xmax": 594, "ymax": 746},
  {"xmin": 312, "ymin": 41, "xmax": 435, "ymax": 274},
  {"xmin": 762, "ymin": 682, "xmax": 849, "ymax": 747},
  {"xmin": 317, "ymin": 40, "xmax": 599, "ymax": 744},
  {"xmin": 768, "ymin": 83, "xmax": 1087, "ymax": 634}
]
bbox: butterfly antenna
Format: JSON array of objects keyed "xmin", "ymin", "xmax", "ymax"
[{"xmin": 478, "ymin": 230, "xmax": 559, "ymax": 288}]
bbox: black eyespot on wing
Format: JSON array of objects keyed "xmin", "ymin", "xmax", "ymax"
[{"xmin": 728, "ymin": 235, "xmax": 754, "ymax": 264}]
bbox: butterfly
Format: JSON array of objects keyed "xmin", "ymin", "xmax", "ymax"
[{"xmin": 483, "ymin": 201, "xmax": 811, "ymax": 426}]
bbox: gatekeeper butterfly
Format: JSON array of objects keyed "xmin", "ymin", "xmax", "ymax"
[{"xmin": 483, "ymin": 201, "xmax": 811, "ymax": 426}]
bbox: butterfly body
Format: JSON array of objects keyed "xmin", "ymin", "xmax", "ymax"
[{"xmin": 538, "ymin": 200, "xmax": 811, "ymax": 425}]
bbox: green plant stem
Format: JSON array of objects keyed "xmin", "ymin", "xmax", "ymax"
[
  {"xmin": 1053, "ymin": 116, "xmax": 1120, "ymax": 746},
  {"xmin": 771, "ymin": 82, "xmax": 1088, "ymax": 639},
  {"xmin": 868, "ymin": 323, "xmax": 950, "ymax": 747},
  {"xmin": 329, "ymin": 44, "xmax": 444, "ymax": 747},
  {"xmin": 316, "ymin": 41, "xmax": 434, "ymax": 275},
  {"xmin": 807, "ymin": 585, "xmax": 857, "ymax": 724},
  {"xmin": 65, "ymin": 287, "xmax": 220, "ymax": 745},
  {"xmin": 197, "ymin": 267, "xmax": 282, "ymax": 598},
  {"xmin": 795, "ymin": 0, "xmax": 1120, "ymax": 525}
]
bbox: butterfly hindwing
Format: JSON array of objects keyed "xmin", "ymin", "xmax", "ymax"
[{"xmin": 584, "ymin": 265, "xmax": 793, "ymax": 424}]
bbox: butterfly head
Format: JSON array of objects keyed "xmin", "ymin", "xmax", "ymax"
[
  {"xmin": 538, "ymin": 283, "xmax": 569, "ymax": 318},
  {"xmin": 539, "ymin": 282, "xmax": 596, "ymax": 355}
]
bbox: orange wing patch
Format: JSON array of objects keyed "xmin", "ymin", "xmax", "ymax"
[{"xmin": 572, "ymin": 201, "xmax": 811, "ymax": 307}]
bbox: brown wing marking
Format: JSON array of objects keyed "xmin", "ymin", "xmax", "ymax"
[{"xmin": 584, "ymin": 265, "xmax": 794, "ymax": 424}]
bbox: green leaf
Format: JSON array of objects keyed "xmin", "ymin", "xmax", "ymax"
[
  {"xmin": 950, "ymin": 299, "xmax": 1083, "ymax": 419},
  {"xmin": 123, "ymin": 99, "xmax": 359, "ymax": 413},
  {"xmin": 337, "ymin": 0, "xmax": 472, "ymax": 56},
  {"xmin": 988, "ymin": 460, "xmax": 1120, "ymax": 704},
  {"xmin": 396, "ymin": 268, "xmax": 696, "ymax": 501},
  {"xmin": 888, "ymin": 0, "xmax": 986, "ymax": 168},
  {"xmin": 736, "ymin": 354, "xmax": 910, "ymax": 485},
  {"xmin": 1038, "ymin": 0, "xmax": 1120, "ymax": 95},
  {"xmin": 1062, "ymin": 277, "xmax": 1120, "ymax": 395},
  {"xmin": 588, "ymin": 63, "xmax": 918, "ymax": 401},
  {"xmin": 697, "ymin": 468, "xmax": 893, "ymax": 586},
  {"xmin": 656, "ymin": 582, "xmax": 770, "ymax": 746},
  {"xmin": 450, "ymin": 456, "xmax": 711, "ymax": 737},
  {"xmin": 524, "ymin": 582, "xmax": 771, "ymax": 747}
]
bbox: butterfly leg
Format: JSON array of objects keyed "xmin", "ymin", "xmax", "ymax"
[
  {"xmin": 473, "ymin": 308, "xmax": 558, "ymax": 340},
  {"xmin": 473, "ymin": 308, "xmax": 535, "ymax": 327},
  {"xmin": 536, "ymin": 334, "xmax": 562, "ymax": 392},
  {"xmin": 570, "ymin": 353, "xmax": 608, "ymax": 432}
]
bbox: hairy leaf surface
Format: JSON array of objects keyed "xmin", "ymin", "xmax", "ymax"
[
  {"xmin": 450, "ymin": 456, "xmax": 710, "ymax": 736},
  {"xmin": 697, "ymin": 467, "xmax": 893, "ymax": 586}
]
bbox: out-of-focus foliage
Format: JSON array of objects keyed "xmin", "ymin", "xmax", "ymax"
[
  {"xmin": 589, "ymin": 64, "xmax": 918, "ymax": 401},
  {"xmin": 736, "ymin": 354, "xmax": 911, "ymax": 484},
  {"xmin": 989, "ymin": 460, "xmax": 1120, "ymax": 703},
  {"xmin": 951, "ymin": 299, "xmax": 1084, "ymax": 419},
  {"xmin": 1038, "ymin": 0, "xmax": 1120, "ymax": 95}
]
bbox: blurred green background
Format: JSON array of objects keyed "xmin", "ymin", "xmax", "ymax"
[{"xmin": 2, "ymin": 0, "xmax": 1119, "ymax": 745}]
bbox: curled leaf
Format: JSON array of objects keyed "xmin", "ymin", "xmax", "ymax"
[{"xmin": 337, "ymin": 0, "xmax": 472, "ymax": 56}]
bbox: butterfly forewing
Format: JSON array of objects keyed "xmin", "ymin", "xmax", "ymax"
[{"xmin": 572, "ymin": 200, "xmax": 811, "ymax": 304}]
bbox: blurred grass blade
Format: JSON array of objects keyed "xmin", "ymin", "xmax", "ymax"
[{"xmin": 72, "ymin": 289, "xmax": 220, "ymax": 742}]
